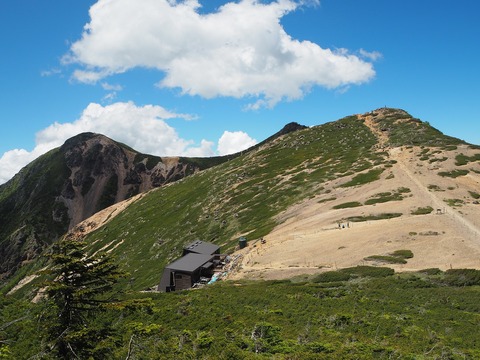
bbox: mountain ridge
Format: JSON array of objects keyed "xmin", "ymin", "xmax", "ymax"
[
  {"xmin": 0, "ymin": 122, "xmax": 306, "ymax": 280},
  {"xmin": 11, "ymin": 107, "xmax": 475, "ymax": 291},
  {"xmin": 3, "ymin": 108, "xmax": 480, "ymax": 295}
]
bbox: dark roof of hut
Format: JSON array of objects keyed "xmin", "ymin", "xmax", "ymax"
[
  {"xmin": 165, "ymin": 253, "xmax": 214, "ymax": 273},
  {"xmin": 183, "ymin": 240, "xmax": 220, "ymax": 255}
]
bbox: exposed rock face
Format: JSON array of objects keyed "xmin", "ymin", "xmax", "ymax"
[
  {"xmin": 0, "ymin": 133, "xmax": 203, "ymax": 279},
  {"xmin": 57, "ymin": 133, "xmax": 204, "ymax": 227}
]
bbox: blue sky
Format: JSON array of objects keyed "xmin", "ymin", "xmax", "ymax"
[{"xmin": 1, "ymin": 0, "xmax": 479, "ymax": 184}]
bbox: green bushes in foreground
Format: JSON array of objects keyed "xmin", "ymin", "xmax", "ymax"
[
  {"xmin": 443, "ymin": 268, "xmax": 480, "ymax": 286},
  {"xmin": 2, "ymin": 268, "xmax": 480, "ymax": 359}
]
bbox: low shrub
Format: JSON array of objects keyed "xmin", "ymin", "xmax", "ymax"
[
  {"xmin": 444, "ymin": 198, "xmax": 464, "ymax": 207},
  {"xmin": 342, "ymin": 266, "xmax": 394, "ymax": 278},
  {"xmin": 332, "ymin": 201, "xmax": 362, "ymax": 209},
  {"xmin": 391, "ymin": 249, "xmax": 414, "ymax": 259},
  {"xmin": 411, "ymin": 206, "xmax": 433, "ymax": 215},
  {"xmin": 438, "ymin": 169, "xmax": 469, "ymax": 178},
  {"xmin": 468, "ymin": 191, "xmax": 480, "ymax": 199},
  {"xmin": 313, "ymin": 271, "xmax": 352, "ymax": 283},
  {"xmin": 419, "ymin": 268, "xmax": 443, "ymax": 275},
  {"xmin": 443, "ymin": 269, "xmax": 480, "ymax": 286},
  {"xmin": 365, "ymin": 249, "xmax": 413, "ymax": 264},
  {"xmin": 429, "ymin": 157, "xmax": 448, "ymax": 163},
  {"xmin": 364, "ymin": 255, "xmax": 407, "ymax": 264},
  {"xmin": 365, "ymin": 188, "xmax": 409, "ymax": 205},
  {"xmin": 365, "ymin": 196, "xmax": 395, "ymax": 205},
  {"xmin": 340, "ymin": 168, "xmax": 384, "ymax": 187},
  {"xmin": 345, "ymin": 213, "xmax": 402, "ymax": 222},
  {"xmin": 455, "ymin": 153, "xmax": 480, "ymax": 166},
  {"xmin": 318, "ymin": 197, "xmax": 336, "ymax": 204}
]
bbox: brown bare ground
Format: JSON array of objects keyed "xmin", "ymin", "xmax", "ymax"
[
  {"xmin": 67, "ymin": 192, "xmax": 145, "ymax": 241},
  {"xmin": 230, "ymin": 132, "xmax": 480, "ymax": 281}
]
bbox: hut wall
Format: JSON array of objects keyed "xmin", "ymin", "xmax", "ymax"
[{"xmin": 174, "ymin": 272, "xmax": 192, "ymax": 290}]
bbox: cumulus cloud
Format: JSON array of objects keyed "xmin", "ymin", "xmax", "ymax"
[
  {"xmin": 0, "ymin": 102, "xmax": 218, "ymax": 184},
  {"xmin": 64, "ymin": 0, "xmax": 376, "ymax": 108},
  {"xmin": 217, "ymin": 130, "xmax": 257, "ymax": 155},
  {"xmin": 0, "ymin": 149, "xmax": 37, "ymax": 185},
  {"xmin": 34, "ymin": 102, "xmax": 202, "ymax": 154}
]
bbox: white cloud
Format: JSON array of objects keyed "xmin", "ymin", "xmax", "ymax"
[
  {"xmin": 0, "ymin": 149, "xmax": 37, "ymax": 185},
  {"xmin": 101, "ymin": 82, "xmax": 123, "ymax": 91},
  {"xmin": 35, "ymin": 102, "xmax": 200, "ymax": 155},
  {"xmin": 217, "ymin": 130, "xmax": 257, "ymax": 155},
  {"xmin": 359, "ymin": 49, "xmax": 383, "ymax": 62},
  {"xmin": 65, "ymin": 0, "xmax": 376, "ymax": 108},
  {"xmin": 183, "ymin": 139, "xmax": 216, "ymax": 157},
  {"xmin": 0, "ymin": 102, "xmax": 215, "ymax": 184},
  {"xmin": 71, "ymin": 69, "xmax": 110, "ymax": 84},
  {"xmin": 40, "ymin": 68, "xmax": 62, "ymax": 77},
  {"xmin": 102, "ymin": 92, "xmax": 118, "ymax": 102}
]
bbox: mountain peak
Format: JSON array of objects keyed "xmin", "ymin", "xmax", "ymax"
[
  {"xmin": 60, "ymin": 132, "xmax": 112, "ymax": 151},
  {"xmin": 278, "ymin": 122, "xmax": 308, "ymax": 135}
]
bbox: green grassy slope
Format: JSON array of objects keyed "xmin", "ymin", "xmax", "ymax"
[
  {"xmin": 369, "ymin": 108, "xmax": 464, "ymax": 147},
  {"xmin": 79, "ymin": 115, "xmax": 383, "ymax": 290},
  {"xmin": 0, "ymin": 148, "xmax": 71, "ymax": 278},
  {"xmin": 3, "ymin": 108, "xmax": 469, "ymax": 295},
  {"xmin": 0, "ymin": 125, "xmax": 309, "ymax": 285},
  {"xmin": 77, "ymin": 109, "xmax": 466, "ymax": 291}
]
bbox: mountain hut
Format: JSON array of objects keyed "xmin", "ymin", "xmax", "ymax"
[{"xmin": 158, "ymin": 241, "xmax": 220, "ymax": 292}]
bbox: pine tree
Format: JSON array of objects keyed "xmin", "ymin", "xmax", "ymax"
[{"xmin": 42, "ymin": 238, "xmax": 126, "ymax": 359}]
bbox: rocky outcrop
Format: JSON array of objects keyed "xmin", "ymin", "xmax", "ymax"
[
  {"xmin": 0, "ymin": 133, "xmax": 208, "ymax": 279},
  {"xmin": 56, "ymin": 133, "xmax": 203, "ymax": 227}
]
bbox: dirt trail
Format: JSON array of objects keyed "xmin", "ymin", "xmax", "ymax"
[
  {"xmin": 390, "ymin": 147, "xmax": 480, "ymax": 241},
  {"xmin": 362, "ymin": 114, "xmax": 389, "ymax": 147}
]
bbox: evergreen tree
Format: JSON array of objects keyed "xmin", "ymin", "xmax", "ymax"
[{"xmin": 41, "ymin": 238, "xmax": 126, "ymax": 359}]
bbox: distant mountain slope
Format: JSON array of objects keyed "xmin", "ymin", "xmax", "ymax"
[
  {"xmin": 5, "ymin": 108, "xmax": 480, "ymax": 297},
  {"xmin": 0, "ymin": 133, "xmax": 218, "ymax": 279},
  {"xmin": 0, "ymin": 124, "xmax": 305, "ymax": 281}
]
